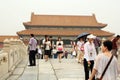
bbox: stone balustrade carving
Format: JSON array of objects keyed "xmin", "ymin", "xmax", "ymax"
[
  {"xmin": 0, "ymin": 56, "xmax": 2, "ymax": 65},
  {"xmin": 3, "ymin": 56, "xmax": 7, "ymax": 62},
  {"xmin": 0, "ymin": 38, "xmax": 27, "ymax": 79}
]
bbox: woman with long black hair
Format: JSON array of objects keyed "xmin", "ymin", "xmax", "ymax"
[
  {"xmin": 44, "ymin": 36, "xmax": 51, "ymax": 62},
  {"xmin": 56, "ymin": 37, "xmax": 64, "ymax": 63}
]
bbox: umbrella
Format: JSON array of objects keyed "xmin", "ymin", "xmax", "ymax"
[{"xmin": 77, "ymin": 32, "xmax": 90, "ymax": 39}]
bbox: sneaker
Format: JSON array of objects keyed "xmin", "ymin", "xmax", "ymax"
[{"xmin": 28, "ymin": 65, "xmax": 33, "ymax": 66}]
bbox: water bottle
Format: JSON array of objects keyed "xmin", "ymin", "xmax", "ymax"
[{"xmin": 88, "ymin": 64, "xmax": 91, "ymax": 70}]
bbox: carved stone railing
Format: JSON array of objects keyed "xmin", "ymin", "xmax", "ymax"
[{"xmin": 0, "ymin": 38, "xmax": 27, "ymax": 79}]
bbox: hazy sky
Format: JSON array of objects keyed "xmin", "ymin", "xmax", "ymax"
[{"xmin": 0, "ymin": 0, "xmax": 120, "ymax": 36}]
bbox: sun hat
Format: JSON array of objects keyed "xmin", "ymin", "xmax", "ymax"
[{"xmin": 87, "ymin": 34, "xmax": 96, "ymax": 39}]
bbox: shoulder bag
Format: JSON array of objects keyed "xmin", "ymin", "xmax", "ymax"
[{"xmin": 96, "ymin": 55, "xmax": 113, "ymax": 80}]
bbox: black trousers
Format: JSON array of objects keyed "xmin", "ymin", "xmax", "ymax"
[
  {"xmin": 29, "ymin": 50, "xmax": 36, "ymax": 66},
  {"xmin": 84, "ymin": 58, "xmax": 95, "ymax": 80},
  {"xmin": 49, "ymin": 48, "xmax": 53, "ymax": 58}
]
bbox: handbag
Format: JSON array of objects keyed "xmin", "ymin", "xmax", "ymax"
[
  {"xmin": 80, "ymin": 44, "xmax": 84, "ymax": 51},
  {"xmin": 96, "ymin": 55, "xmax": 113, "ymax": 80},
  {"xmin": 58, "ymin": 46, "xmax": 63, "ymax": 51},
  {"xmin": 72, "ymin": 50, "xmax": 76, "ymax": 56}
]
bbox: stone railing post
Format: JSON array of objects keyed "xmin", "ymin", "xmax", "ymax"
[
  {"xmin": 3, "ymin": 39, "xmax": 10, "ymax": 53},
  {"xmin": 0, "ymin": 38, "xmax": 27, "ymax": 80},
  {"xmin": 0, "ymin": 39, "xmax": 10, "ymax": 79},
  {"xmin": 18, "ymin": 39, "xmax": 27, "ymax": 58}
]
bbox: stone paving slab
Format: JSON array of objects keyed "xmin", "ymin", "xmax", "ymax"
[
  {"xmin": 13, "ymin": 68, "xmax": 25, "ymax": 74},
  {"xmin": 38, "ymin": 74, "xmax": 57, "ymax": 80},
  {"xmin": 18, "ymin": 73, "xmax": 37, "ymax": 80},
  {"xmin": 6, "ymin": 57, "xmax": 28, "ymax": 80},
  {"xmin": 18, "ymin": 61, "xmax": 39, "ymax": 80},
  {"xmin": 38, "ymin": 60, "xmax": 57, "ymax": 80},
  {"xmin": 7, "ymin": 75, "xmax": 19, "ymax": 80},
  {"xmin": 17, "ymin": 59, "xmax": 85, "ymax": 80},
  {"xmin": 50, "ymin": 59, "xmax": 84, "ymax": 80},
  {"xmin": 59, "ymin": 78, "xmax": 83, "ymax": 80}
]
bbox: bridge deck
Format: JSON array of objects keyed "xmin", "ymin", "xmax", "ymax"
[{"xmin": 7, "ymin": 54, "xmax": 120, "ymax": 80}]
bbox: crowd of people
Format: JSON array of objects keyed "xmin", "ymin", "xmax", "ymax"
[{"xmin": 28, "ymin": 33, "xmax": 120, "ymax": 80}]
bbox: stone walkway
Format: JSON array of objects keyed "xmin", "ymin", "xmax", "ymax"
[
  {"xmin": 6, "ymin": 57, "xmax": 85, "ymax": 80},
  {"xmin": 6, "ymin": 54, "xmax": 120, "ymax": 80},
  {"xmin": 20, "ymin": 59, "xmax": 84, "ymax": 80}
]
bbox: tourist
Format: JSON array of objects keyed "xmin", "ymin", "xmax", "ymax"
[
  {"xmin": 37, "ymin": 45, "xmax": 43, "ymax": 59},
  {"xmin": 111, "ymin": 35, "xmax": 120, "ymax": 58},
  {"xmin": 28, "ymin": 34, "xmax": 37, "ymax": 66},
  {"xmin": 56, "ymin": 37, "xmax": 64, "ymax": 63},
  {"xmin": 42, "ymin": 35, "xmax": 48, "ymax": 59},
  {"xmin": 72, "ymin": 45, "xmax": 77, "ymax": 58},
  {"xmin": 76, "ymin": 37, "xmax": 84, "ymax": 63},
  {"xmin": 64, "ymin": 51, "xmax": 68, "ymax": 59},
  {"xmin": 93, "ymin": 37, "xmax": 101, "ymax": 54},
  {"xmin": 52, "ymin": 46, "xmax": 57, "ymax": 59},
  {"xmin": 44, "ymin": 36, "xmax": 51, "ymax": 62},
  {"xmin": 89, "ymin": 40, "xmax": 119, "ymax": 80},
  {"xmin": 70, "ymin": 40, "xmax": 76, "ymax": 47},
  {"xmin": 49, "ymin": 36, "xmax": 54, "ymax": 58},
  {"xmin": 83, "ymin": 34, "xmax": 96, "ymax": 80}
]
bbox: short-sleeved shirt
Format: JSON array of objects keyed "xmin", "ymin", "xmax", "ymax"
[
  {"xmin": 94, "ymin": 53, "xmax": 119, "ymax": 80},
  {"xmin": 56, "ymin": 41, "xmax": 64, "ymax": 51},
  {"xmin": 77, "ymin": 41, "xmax": 84, "ymax": 51},
  {"xmin": 56, "ymin": 41, "xmax": 63, "ymax": 46},
  {"xmin": 29, "ymin": 37, "xmax": 37, "ymax": 51},
  {"xmin": 45, "ymin": 41, "xmax": 51, "ymax": 50}
]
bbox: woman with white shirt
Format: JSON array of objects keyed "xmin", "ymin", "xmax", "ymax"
[
  {"xmin": 44, "ymin": 37, "xmax": 51, "ymax": 62},
  {"xmin": 56, "ymin": 37, "xmax": 64, "ymax": 63},
  {"xmin": 84, "ymin": 34, "xmax": 96, "ymax": 80}
]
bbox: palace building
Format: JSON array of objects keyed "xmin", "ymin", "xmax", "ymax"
[{"xmin": 17, "ymin": 13, "xmax": 114, "ymax": 44}]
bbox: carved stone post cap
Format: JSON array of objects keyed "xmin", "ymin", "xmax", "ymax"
[{"xmin": 3, "ymin": 39, "xmax": 10, "ymax": 43}]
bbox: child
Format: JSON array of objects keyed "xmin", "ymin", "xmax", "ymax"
[
  {"xmin": 37, "ymin": 45, "xmax": 43, "ymax": 59},
  {"xmin": 72, "ymin": 45, "xmax": 77, "ymax": 58},
  {"xmin": 52, "ymin": 46, "xmax": 57, "ymax": 59}
]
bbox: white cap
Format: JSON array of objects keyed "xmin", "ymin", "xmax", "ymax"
[{"xmin": 87, "ymin": 34, "xmax": 96, "ymax": 39}]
